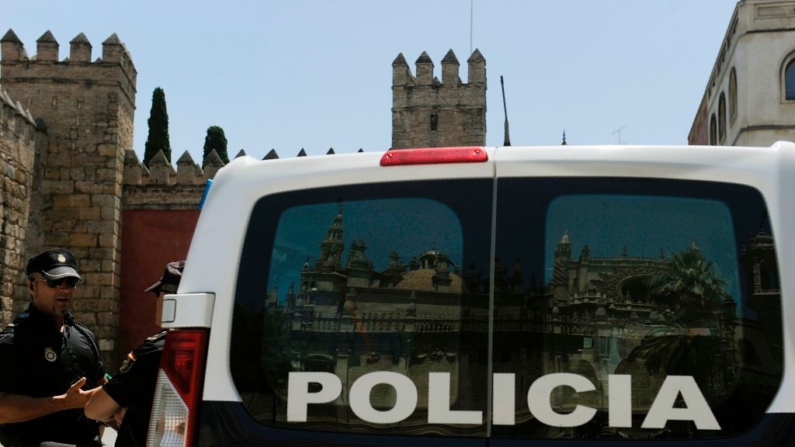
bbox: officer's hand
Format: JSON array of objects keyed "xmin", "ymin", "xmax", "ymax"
[
  {"xmin": 57, "ymin": 377, "xmax": 91, "ymax": 409},
  {"xmin": 113, "ymin": 406, "xmax": 127, "ymax": 426}
]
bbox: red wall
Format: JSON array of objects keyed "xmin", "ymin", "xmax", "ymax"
[{"xmin": 119, "ymin": 209, "xmax": 200, "ymax": 358}]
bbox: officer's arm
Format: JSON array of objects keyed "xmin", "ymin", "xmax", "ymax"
[
  {"xmin": 0, "ymin": 377, "xmax": 95, "ymax": 424},
  {"xmin": 84, "ymin": 386, "xmax": 122, "ymax": 422}
]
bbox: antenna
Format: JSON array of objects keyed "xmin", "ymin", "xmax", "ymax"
[
  {"xmin": 612, "ymin": 125, "xmax": 626, "ymax": 145},
  {"xmin": 501, "ymin": 75, "xmax": 511, "ymax": 146},
  {"xmin": 470, "ymin": 0, "xmax": 474, "ymax": 55}
]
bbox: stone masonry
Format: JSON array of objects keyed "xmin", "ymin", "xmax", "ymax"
[
  {"xmin": 0, "ymin": 88, "xmax": 44, "ymax": 326},
  {"xmin": 122, "ymin": 147, "xmax": 223, "ymax": 208},
  {"xmin": 0, "ymin": 33, "xmax": 489, "ymax": 366},
  {"xmin": 0, "ymin": 29, "xmax": 137, "ymax": 365},
  {"xmin": 391, "ymin": 49, "xmax": 486, "ymax": 149}
]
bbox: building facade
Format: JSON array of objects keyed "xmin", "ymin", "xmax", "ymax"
[
  {"xmin": 0, "ymin": 32, "xmax": 489, "ymax": 365},
  {"xmin": 0, "ymin": 30, "xmax": 215, "ymax": 364},
  {"xmin": 0, "ymin": 29, "xmax": 137, "ymax": 359},
  {"xmin": 689, "ymin": 0, "xmax": 795, "ymax": 146}
]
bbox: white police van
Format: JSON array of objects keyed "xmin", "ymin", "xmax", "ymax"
[{"xmin": 147, "ymin": 144, "xmax": 795, "ymax": 446}]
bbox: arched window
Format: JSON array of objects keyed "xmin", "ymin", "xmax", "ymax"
[
  {"xmin": 718, "ymin": 93, "xmax": 727, "ymax": 142},
  {"xmin": 709, "ymin": 114, "xmax": 718, "ymax": 145},
  {"xmin": 430, "ymin": 113, "xmax": 438, "ymax": 131},
  {"xmin": 729, "ymin": 68, "xmax": 737, "ymax": 119},
  {"xmin": 786, "ymin": 60, "xmax": 795, "ymax": 100}
]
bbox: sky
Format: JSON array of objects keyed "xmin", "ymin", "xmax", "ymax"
[{"xmin": 4, "ymin": 0, "xmax": 737, "ymax": 163}]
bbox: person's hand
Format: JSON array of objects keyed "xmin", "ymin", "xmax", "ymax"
[
  {"xmin": 56, "ymin": 377, "xmax": 92, "ymax": 409},
  {"xmin": 113, "ymin": 406, "xmax": 127, "ymax": 426},
  {"xmin": 101, "ymin": 406, "xmax": 126, "ymax": 431}
]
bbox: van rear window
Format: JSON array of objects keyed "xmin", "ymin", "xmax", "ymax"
[
  {"xmin": 233, "ymin": 180, "xmax": 493, "ymax": 438},
  {"xmin": 231, "ymin": 178, "xmax": 782, "ymax": 441}
]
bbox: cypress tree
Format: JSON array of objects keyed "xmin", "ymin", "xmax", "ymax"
[
  {"xmin": 143, "ymin": 87, "xmax": 171, "ymax": 166},
  {"xmin": 203, "ymin": 125, "xmax": 230, "ymax": 166}
]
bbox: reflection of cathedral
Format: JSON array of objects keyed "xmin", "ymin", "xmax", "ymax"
[
  {"xmin": 270, "ymin": 206, "xmax": 481, "ymax": 429},
  {"xmin": 548, "ymin": 230, "xmax": 672, "ymax": 326},
  {"xmin": 268, "ymin": 207, "xmax": 781, "ymax": 436},
  {"xmin": 736, "ymin": 229, "xmax": 782, "ymax": 409}
]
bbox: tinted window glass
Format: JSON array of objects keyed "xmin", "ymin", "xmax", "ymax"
[
  {"xmin": 786, "ymin": 60, "xmax": 795, "ymax": 100},
  {"xmin": 232, "ymin": 180, "xmax": 493, "ymax": 437},
  {"xmin": 232, "ymin": 177, "xmax": 782, "ymax": 440},
  {"xmin": 493, "ymin": 178, "xmax": 782, "ymax": 440}
]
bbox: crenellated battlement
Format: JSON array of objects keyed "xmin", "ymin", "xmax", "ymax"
[
  {"xmin": 1, "ymin": 31, "xmax": 490, "ymax": 368},
  {"xmin": 392, "ymin": 49, "xmax": 485, "ymax": 87},
  {"xmin": 391, "ymin": 49, "xmax": 487, "ymax": 149},
  {"xmin": 0, "ymin": 86, "xmax": 45, "ymax": 326},
  {"xmin": 0, "ymin": 29, "xmax": 139, "ymax": 366},
  {"xmin": 123, "ymin": 150, "xmax": 204, "ymax": 187},
  {"xmin": 122, "ymin": 149, "xmax": 237, "ymax": 209},
  {"xmin": 0, "ymin": 87, "xmax": 37, "ymax": 142},
  {"xmin": 122, "ymin": 147, "xmax": 363, "ymax": 189},
  {"xmin": 1, "ymin": 29, "xmax": 137, "ymax": 109}
]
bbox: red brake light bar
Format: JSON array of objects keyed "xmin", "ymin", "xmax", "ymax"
[{"xmin": 380, "ymin": 147, "xmax": 488, "ymax": 166}]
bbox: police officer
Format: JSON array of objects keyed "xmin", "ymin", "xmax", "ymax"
[
  {"xmin": 85, "ymin": 261, "xmax": 184, "ymax": 447},
  {"xmin": 0, "ymin": 248, "xmax": 105, "ymax": 447}
]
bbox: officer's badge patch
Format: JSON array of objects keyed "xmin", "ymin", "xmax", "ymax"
[
  {"xmin": 119, "ymin": 352, "xmax": 136, "ymax": 374},
  {"xmin": 44, "ymin": 347, "xmax": 57, "ymax": 362}
]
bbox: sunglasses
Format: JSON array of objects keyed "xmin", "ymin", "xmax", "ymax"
[{"xmin": 34, "ymin": 277, "xmax": 79, "ymax": 289}]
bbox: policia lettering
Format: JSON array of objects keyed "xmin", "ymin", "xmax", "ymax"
[{"xmin": 287, "ymin": 372, "xmax": 720, "ymax": 430}]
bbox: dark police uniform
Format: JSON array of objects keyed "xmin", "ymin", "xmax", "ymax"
[
  {"xmin": 0, "ymin": 305, "xmax": 104, "ymax": 447},
  {"xmin": 103, "ymin": 330, "xmax": 166, "ymax": 447}
]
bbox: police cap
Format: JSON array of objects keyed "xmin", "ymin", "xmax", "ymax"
[
  {"xmin": 26, "ymin": 248, "xmax": 82, "ymax": 280},
  {"xmin": 145, "ymin": 260, "xmax": 185, "ymax": 295}
]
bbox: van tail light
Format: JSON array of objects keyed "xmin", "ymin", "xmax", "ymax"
[
  {"xmin": 147, "ymin": 329, "xmax": 209, "ymax": 447},
  {"xmin": 380, "ymin": 147, "xmax": 487, "ymax": 166}
]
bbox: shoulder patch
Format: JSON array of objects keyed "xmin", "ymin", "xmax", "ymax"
[
  {"xmin": 44, "ymin": 346, "xmax": 57, "ymax": 362},
  {"xmin": 119, "ymin": 351, "xmax": 136, "ymax": 374}
]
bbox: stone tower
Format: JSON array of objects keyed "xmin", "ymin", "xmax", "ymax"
[
  {"xmin": 0, "ymin": 29, "xmax": 136, "ymax": 363},
  {"xmin": 551, "ymin": 231, "xmax": 571, "ymax": 301},
  {"xmin": 391, "ymin": 49, "xmax": 486, "ymax": 149},
  {"xmin": 0, "ymin": 82, "xmax": 41, "ymax": 327},
  {"xmin": 742, "ymin": 229, "xmax": 781, "ymax": 359}
]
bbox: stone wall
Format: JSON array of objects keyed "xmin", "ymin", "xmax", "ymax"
[
  {"xmin": 391, "ymin": 49, "xmax": 487, "ymax": 149},
  {"xmin": 122, "ymin": 149, "xmax": 222, "ymax": 192},
  {"xmin": 0, "ymin": 29, "xmax": 480, "ymax": 369},
  {"xmin": 117, "ymin": 147, "xmax": 227, "ymax": 359},
  {"xmin": 0, "ymin": 88, "xmax": 44, "ymax": 326},
  {"xmin": 117, "ymin": 208, "xmax": 200, "ymax": 358},
  {"xmin": 0, "ymin": 29, "xmax": 136, "ymax": 366}
]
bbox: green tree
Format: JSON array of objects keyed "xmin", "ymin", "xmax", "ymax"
[
  {"xmin": 624, "ymin": 334, "xmax": 733, "ymax": 414},
  {"xmin": 143, "ymin": 87, "xmax": 171, "ymax": 166},
  {"xmin": 626, "ymin": 335, "xmax": 725, "ymax": 384},
  {"xmin": 202, "ymin": 125, "xmax": 229, "ymax": 166},
  {"xmin": 622, "ymin": 246, "xmax": 735, "ymax": 416},
  {"xmin": 647, "ymin": 245, "xmax": 729, "ymax": 325}
]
